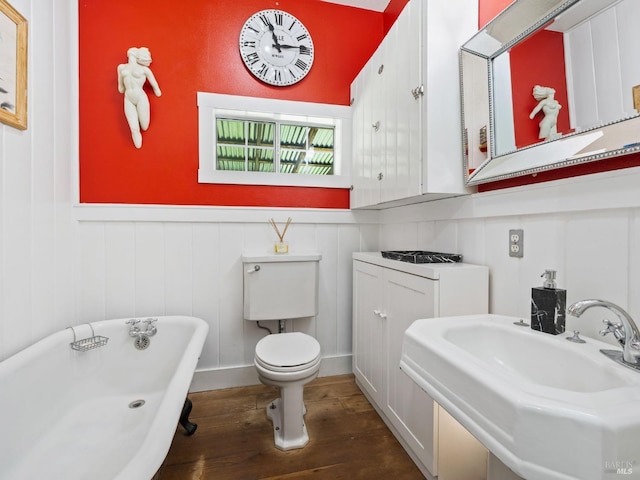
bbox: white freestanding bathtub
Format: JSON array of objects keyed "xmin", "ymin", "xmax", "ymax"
[{"xmin": 0, "ymin": 315, "xmax": 208, "ymax": 480}]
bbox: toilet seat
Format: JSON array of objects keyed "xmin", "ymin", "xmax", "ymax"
[{"xmin": 255, "ymin": 332, "xmax": 321, "ymax": 372}]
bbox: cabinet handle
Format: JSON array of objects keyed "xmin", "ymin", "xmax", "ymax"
[
  {"xmin": 379, "ymin": 312, "xmax": 388, "ymax": 319},
  {"xmin": 372, "ymin": 121, "xmax": 380, "ymax": 132},
  {"xmin": 411, "ymin": 84, "xmax": 424, "ymax": 99},
  {"xmin": 374, "ymin": 309, "xmax": 381, "ymax": 316},
  {"xmin": 377, "ymin": 172, "xmax": 383, "ymax": 181}
]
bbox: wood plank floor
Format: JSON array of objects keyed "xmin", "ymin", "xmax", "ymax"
[{"xmin": 158, "ymin": 374, "xmax": 424, "ymax": 479}]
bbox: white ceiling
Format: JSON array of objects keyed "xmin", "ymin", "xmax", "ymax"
[{"xmin": 320, "ymin": 0, "xmax": 391, "ymax": 12}]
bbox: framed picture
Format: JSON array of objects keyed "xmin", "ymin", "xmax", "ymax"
[
  {"xmin": 634, "ymin": 85, "xmax": 640, "ymax": 114},
  {"xmin": 0, "ymin": 0, "xmax": 27, "ymax": 130}
]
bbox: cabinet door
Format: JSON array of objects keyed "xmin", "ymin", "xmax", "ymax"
[
  {"xmin": 351, "ymin": 47, "xmax": 383, "ymax": 208},
  {"xmin": 380, "ymin": 18, "xmax": 398, "ymax": 203},
  {"xmin": 350, "ymin": 65, "xmax": 366, "ymax": 208},
  {"xmin": 382, "ymin": 0, "xmax": 422, "ymax": 203},
  {"xmin": 352, "ymin": 261, "xmax": 385, "ymax": 405},
  {"xmin": 383, "ymin": 268, "xmax": 439, "ymax": 475},
  {"xmin": 369, "ymin": 44, "xmax": 385, "ymax": 204}
]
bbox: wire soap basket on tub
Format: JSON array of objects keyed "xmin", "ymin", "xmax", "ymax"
[{"xmin": 67, "ymin": 324, "xmax": 109, "ymax": 352}]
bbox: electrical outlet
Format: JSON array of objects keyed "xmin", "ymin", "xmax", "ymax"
[{"xmin": 509, "ymin": 229, "xmax": 523, "ymax": 258}]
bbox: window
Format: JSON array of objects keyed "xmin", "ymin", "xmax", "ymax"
[{"xmin": 198, "ymin": 93, "xmax": 351, "ymax": 188}]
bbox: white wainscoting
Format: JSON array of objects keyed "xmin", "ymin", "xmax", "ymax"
[
  {"xmin": 75, "ymin": 206, "xmax": 379, "ymax": 390},
  {"xmin": 378, "ymin": 167, "xmax": 640, "ymax": 346},
  {"xmin": 565, "ymin": 0, "xmax": 640, "ymax": 128},
  {"xmin": 0, "ymin": 0, "xmax": 76, "ymax": 361}
]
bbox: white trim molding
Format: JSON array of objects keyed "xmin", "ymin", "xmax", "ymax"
[{"xmin": 197, "ymin": 92, "xmax": 352, "ymax": 189}]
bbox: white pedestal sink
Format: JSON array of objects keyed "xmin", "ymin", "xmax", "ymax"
[{"xmin": 400, "ymin": 314, "xmax": 640, "ymax": 480}]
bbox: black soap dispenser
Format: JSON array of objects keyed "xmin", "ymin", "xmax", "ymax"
[{"xmin": 531, "ymin": 269, "xmax": 566, "ymax": 335}]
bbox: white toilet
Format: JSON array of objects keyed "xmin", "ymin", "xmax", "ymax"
[{"xmin": 242, "ymin": 253, "xmax": 322, "ymax": 450}]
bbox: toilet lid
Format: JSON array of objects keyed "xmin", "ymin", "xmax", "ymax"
[{"xmin": 255, "ymin": 332, "xmax": 321, "ymax": 369}]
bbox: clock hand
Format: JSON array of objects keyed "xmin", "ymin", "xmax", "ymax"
[
  {"xmin": 275, "ymin": 44, "xmax": 302, "ymax": 50},
  {"xmin": 267, "ymin": 23, "xmax": 282, "ymax": 53}
]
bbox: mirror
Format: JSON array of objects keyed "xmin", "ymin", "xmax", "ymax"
[{"xmin": 461, "ymin": 0, "xmax": 640, "ymax": 185}]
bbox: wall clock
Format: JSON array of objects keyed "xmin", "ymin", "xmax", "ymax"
[{"xmin": 239, "ymin": 9, "xmax": 314, "ymax": 86}]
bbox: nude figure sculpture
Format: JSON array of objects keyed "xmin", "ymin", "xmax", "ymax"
[
  {"xmin": 529, "ymin": 85, "xmax": 561, "ymax": 140},
  {"xmin": 117, "ymin": 47, "xmax": 162, "ymax": 148}
]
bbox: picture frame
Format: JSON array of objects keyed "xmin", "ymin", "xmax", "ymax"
[
  {"xmin": 0, "ymin": 0, "xmax": 27, "ymax": 130},
  {"xmin": 633, "ymin": 85, "xmax": 640, "ymax": 114}
]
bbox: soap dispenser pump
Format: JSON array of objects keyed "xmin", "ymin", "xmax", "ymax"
[{"xmin": 531, "ymin": 269, "xmax": 566, "ymax": 334}]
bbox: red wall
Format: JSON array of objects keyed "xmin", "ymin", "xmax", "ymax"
[
  {"xmin": 510, "ymin": 29, "xmax": 569, "ymax": 149},
  {"xmin": 383, "ymin": 0, "xmax": 411, "ymax": 32},
  {"xmin": 479, "ymin": 0, "xmax": 512, "ymax": 28},
  {"xmin": 85, "ymin": 0, "xmax": 635, "ymax": 204},
  {"xmin": 79, "ymin": 0, "xmax": 384, "ymax": 208}
]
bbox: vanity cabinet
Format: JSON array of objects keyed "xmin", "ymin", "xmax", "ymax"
[
  {"xmin": 352, "ymin": 252, "xmax": 489, "ymax": 477},
  {"xmin": 350, "ymin": 0, "xmax": 478, "ymax": 209}
]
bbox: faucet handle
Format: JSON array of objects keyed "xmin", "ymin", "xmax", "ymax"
[
  {"xmin": 126, "ymin": 318, "xmax": 140, "ymax": 326},
  {"xmin": 142, "ymin": 317, "xmax": 158, "ymax": 336},
  {"xmin": 599, "ymin": 318, "xmax": 623, "ymax": 336}
]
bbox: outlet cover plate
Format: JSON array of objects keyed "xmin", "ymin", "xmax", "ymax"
[{"xmin": 509, "ymin": 229, "xmax": 523, "ymax": 258}]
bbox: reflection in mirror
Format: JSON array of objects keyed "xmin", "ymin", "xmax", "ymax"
[{"xmin": 461, "ymin": 0, "xmax": 640, "ymax": 185}]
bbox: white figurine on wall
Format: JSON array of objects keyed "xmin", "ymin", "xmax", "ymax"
[
  {"xmin": 529, "ymin": 85, "xmax": 561, "ymax": 140},
  {"xmin": 117, "ymin": 47, "xmax": 161, "ymax": 149}
]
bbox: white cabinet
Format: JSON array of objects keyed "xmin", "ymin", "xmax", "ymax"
[
  {"xmin": 352, "ymin": 260, "xmax": 385, "ymax": 401},
  {"xmin": 350, "ymin": 0, "xmax": 478, "ymax": 209},
  {"xmin": 352, "ymin": 252, "xmax": 489, "ymax": 477}
]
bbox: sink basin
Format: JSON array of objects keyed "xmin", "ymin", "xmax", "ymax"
[{"xmin": 400, "ymin": 314, "xmax": 640, "ymax": 480}]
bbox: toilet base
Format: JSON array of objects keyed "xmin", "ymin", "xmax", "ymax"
[
  {"xmin": 254, "ymin": 334, "xmax": 320, "ymax": 451},
  {"xmin": 265, "ymin": 394, "xmax": 309, "ymax": 450}
]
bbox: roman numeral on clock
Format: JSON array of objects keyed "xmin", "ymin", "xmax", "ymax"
[{"xmin": 245, "ymin": 52, "xmax": 260, "ymax": 65}]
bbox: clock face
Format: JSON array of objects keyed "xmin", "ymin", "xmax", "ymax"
[{"xmin": 239, "ymin": 9, "xmax": 314, "ymax": 86}]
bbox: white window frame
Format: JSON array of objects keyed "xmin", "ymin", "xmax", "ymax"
[{"xmin": 198, "ymin": 92, "xmax": 352, "ymax": 188}]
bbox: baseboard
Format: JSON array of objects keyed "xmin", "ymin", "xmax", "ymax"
[{"xmin": 189, "ymin": 354, "xmax": 353, "ymax": 392}]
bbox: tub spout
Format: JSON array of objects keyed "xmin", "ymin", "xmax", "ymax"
[
  {"xmin": 568, "ymin": 299, "xmax": 640, "ymax": 365},
  {"xmin": 126, "ymin": 318, "xmax": 157, "ymax": 350},
  {"xmin": 126, "ymin": 318, "xmax": 157, "ymax": 337}
]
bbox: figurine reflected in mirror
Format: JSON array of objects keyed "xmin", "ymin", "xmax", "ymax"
[
  {"xmin": 117, "ymin": 47, "xmax": 162, "ymax": 148},
  {"xmin": 529, "ymin": 85, "xmax": 561, "ymax": 140}
]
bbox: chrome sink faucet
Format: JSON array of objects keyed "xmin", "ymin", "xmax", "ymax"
[{"xmin": 568, "ymin": 299, "xmax": 640, "ymax": 365}]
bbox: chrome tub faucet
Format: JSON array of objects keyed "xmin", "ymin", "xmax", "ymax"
[
  {"xmin": 126, "ymin": 318, "xmax": 157, "ymax": 350},
  {"xmin": 568, "ymin": 299, "xmax": 640, "ymax": 366}
]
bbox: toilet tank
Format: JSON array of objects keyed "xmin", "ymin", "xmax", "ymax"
[{"xmin": 242, "ymin": 253, "xmax": 321, "ymax": 321}]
